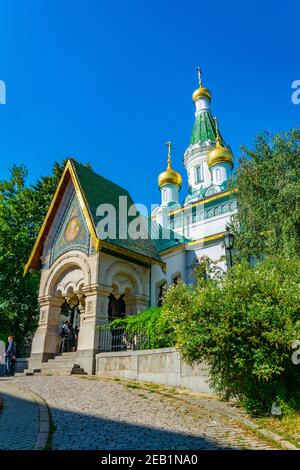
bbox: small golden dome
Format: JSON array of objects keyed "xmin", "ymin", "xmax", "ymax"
[
  {"xmin": 158, "ymin": 141, "xmax": 182, "ymax": 189},
  {"xmin": 207, "ymin": 143, "xmax": 234, "ymax": 169},
  {"xmin": 192, "ymin": 86, "xmax": 212, "ymax": 102},
  {"xmin": 158, "ymin": 165, "xmax": 182, "ymax": 189},
  {"xmin": 207, "ymin": 116, "xmax": 233, "ymax": 169}
]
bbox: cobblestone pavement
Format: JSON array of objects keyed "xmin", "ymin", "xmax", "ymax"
[
  {"xmin": 0, "ymin": 379, "xmax": 40, "ymax": 450},
  {"xmin": 9, "ymin": 376, "xmax": 277, "ymax": 450}
]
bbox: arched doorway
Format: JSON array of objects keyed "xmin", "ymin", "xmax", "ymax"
[
  {"xmin": 107, "ymin": 293, "xmax": 126, "ymax": 322},
  {"xmin": 44, "ymin": 263, "xmax": 87, "ymax": 355}
]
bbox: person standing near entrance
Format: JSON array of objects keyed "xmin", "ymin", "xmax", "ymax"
[
  {"xmin": 67, "ymin": 321, "xmax": 75, "ymax": 351},
  {"xmin": 60, "ymin": 320, "xmax": 70, "ymax": 353},
  {"xmin": 4, "ymin": 336, "xmax": 16, "ymax": 376}
]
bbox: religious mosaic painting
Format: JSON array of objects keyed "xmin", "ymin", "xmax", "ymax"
[{"xmin": 50, "ymin": 195, "xmax": 90, "ymax": 265}]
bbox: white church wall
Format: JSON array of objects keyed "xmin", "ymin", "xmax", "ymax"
[
  {"xmin": 187, "ymin": 211, "xmax": 234, "ymax": 240},
  {"xmin": 185, "ymin": 152, "xmax": 212, "ymax": 190},
  {"xmin": 211, "ymin": 162, "xmax": 230, "ymax": 185},
  {"xmin": 185, "ymin": 241, "xmax": 226, "ymax": 284},
  {"xmin": 150, "ymin": 264, "xmax": 165, "ymax": 306},
  {"xmin": 160, "ymin": 183, "xmax": 180, "ymax": 206},
  {"xmin": 99, "ymin": 252, "xmax": 150, "ymax": 299},
  {"xmin": 163, "ymin": 249, "xmax": 187, "ymax": 285},
  {"xmin": 172, "ymin": 209, "xmax": 236, "ymax": 241},
  {"xmin": 151, "ymin": 248, "xmax": 186, "ymax": 307}
]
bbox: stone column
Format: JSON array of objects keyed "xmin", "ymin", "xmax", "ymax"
[
  {"xmin": 29, "ymin": 295, "xmax": 63, "ymax": 369},
  {"xmin": 76, "ymin": 285, "xmax": 111, "ymax": 373}
]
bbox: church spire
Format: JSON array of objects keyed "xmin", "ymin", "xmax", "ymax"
[
  {"xmin": 183, "ymin": 68, "xmax": 233, "ymax": 203},
  {"xmin": 189, "ymin": 67, "xmax": 217, "ymax": 146}
]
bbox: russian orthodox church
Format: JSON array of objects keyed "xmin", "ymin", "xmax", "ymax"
[{"xmin": 25, "ymin": 71, "xmax": 237, "ymax": 374}]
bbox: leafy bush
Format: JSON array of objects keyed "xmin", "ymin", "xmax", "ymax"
[
  {"xmin": 229, "ymin": 128, "xmax": 300, "ymax": 261},
  {"xmin": 163, "ymin": 257, "xmax": 300, "ymax": 415},
  {"xmin": 110, "ymin": 307, "xmax": 175, "ymax": 350}
]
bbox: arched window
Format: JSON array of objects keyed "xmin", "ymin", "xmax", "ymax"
[
  {"xmin": 156, "ymin": 280, "xmax": 167, "ymax": 307},
  {"xmin": 172, "ymin": 272, "xmax": 181, "ymax": 284},
  {"xmin": 194, "ymin": 164, "xmax": 203, "ymax": 183},
  {"xmin": 215, "ymin": 167, "xmax": 221, "ymax": 181},
  {"xmin": 221, "ymin": 204, "xmax": 229, "ymax": 213}
]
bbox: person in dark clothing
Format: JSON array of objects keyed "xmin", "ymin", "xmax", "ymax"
[
  {"xmin": 5, "ymin": 336, "xmax": 16, "ymax": 376},
  {"xmin": 60, "ymin": 320, "xmax": 70, "ymax": 353},
  {"xmin": 67, "ymin": 321, "xmax": 75, "ymax": 351}
]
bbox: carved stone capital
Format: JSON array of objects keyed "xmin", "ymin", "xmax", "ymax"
[{"xmin": 38, "ymin": 295, "xmax": 63, "ymax": 309}]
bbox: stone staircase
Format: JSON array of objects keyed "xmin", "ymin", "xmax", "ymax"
[{"xmin": 20, "ymin": 352, "xmax": 87, "ymax": 376}]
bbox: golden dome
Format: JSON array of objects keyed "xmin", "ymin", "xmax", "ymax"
[
  {"xmin": 158, "ymin": 141, "xmax": 182, "ymax": 189},
  {"xmin": 208, "ymin": 116, "xmax": 233, "ymax": 169},
  {"xmin": 158, "ymin": 165, "xmax": 182, "ymax": 189},
  {"xmin": 207, "ymin": 143, "xmax": 234, "ymax": 169},
  {"xmin": 192, "ymin": 86, "xmax": 212, "ymax": 103}
]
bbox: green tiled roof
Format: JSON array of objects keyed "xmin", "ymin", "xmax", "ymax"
[
  {"xmin": 190, "ymin": 111, "xmax": 219, "ymax": 145},
  {"xmin": 71, "ymin": 160, "xmax": 163, "ymax": 263}
]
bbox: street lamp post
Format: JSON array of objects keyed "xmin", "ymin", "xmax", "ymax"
[{"xmin": 224, "ymin": 226, "xmax": 234, "ymax": 269}]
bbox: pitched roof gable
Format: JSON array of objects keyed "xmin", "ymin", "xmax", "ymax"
[{"xmin": 24, "ymin": 159, "xmax": 165, "ymax": 274}]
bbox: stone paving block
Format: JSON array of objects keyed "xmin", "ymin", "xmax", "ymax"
[
  {"xmin": 39, "ymin": 411, "xmax": 49, "ymax": 422},
  {"xmin": 38, "ymin": 421, "xmax": 49, "ymax": 433},
  {"xmin": 39, "ymin": 404, "xmax": 48, "ymax": 413}
]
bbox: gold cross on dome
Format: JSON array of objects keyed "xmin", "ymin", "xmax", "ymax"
[
  {"xmin": 196, "ymin": 66, "xmax": 203, "ymax": 87},
  {"xmin": 213, "ymin": 116, "xmax": 221, "ymax": 144},
  {"xmin": 165, "ymin": 140, "xmax": 172, "ymax": 167}
]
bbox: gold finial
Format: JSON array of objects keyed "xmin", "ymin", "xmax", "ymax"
[
  {"xmin": 196, "ymin": 66, "xmax": 202, "ymax": 88},
  {"xmin": 213, "ymin": 116, "xmax": 221, "ymax": 145},
  {"xmin": 165, "ymin": 140, "xmax": 173, "ymax": 168}
]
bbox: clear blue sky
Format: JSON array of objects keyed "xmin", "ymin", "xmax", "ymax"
[{"xmin": 0, "ymin": 0, "xmax": 299, "ymax": 208}]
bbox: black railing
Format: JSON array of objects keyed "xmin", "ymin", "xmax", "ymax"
[{"xmin": 98, "ymin": 327, "xmax": 151, "ymax": 352}]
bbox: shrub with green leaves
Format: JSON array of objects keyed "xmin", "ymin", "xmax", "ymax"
[
  {"xmin": 163, "ymin": 258, "xmax": 300, "ymax": 415},
  {"xmin": 110, "ymin": 307, "xmax": 175, "ymax": 350}
]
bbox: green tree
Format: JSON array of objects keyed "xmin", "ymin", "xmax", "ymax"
[
  {"xmin": 0, "ymin": 162, "xmax": 65, "ymax": 352},
  {"xmin": 229, "ymin": 128, "xmax": 300, "ymax": 261}
]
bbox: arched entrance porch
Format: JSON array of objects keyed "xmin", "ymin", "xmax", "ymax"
[
  {"xmin": 29, "ymin": 253, "xmax": 91, "ymax": 369},
  {"xmin": 28, "ymin": 253, "xmax": 151, "ymax": 374}
]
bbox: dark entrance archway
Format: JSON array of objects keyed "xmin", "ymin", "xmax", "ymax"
[
  {"xmin": 59, "ymin": 296, "xmax": 82, "ymax": 353},
  {"xmin": 107, "ymin": 294, "xmax": 126, "ymax": 322},
  {"xmin": 105, "ymin": 294, "xmax": 127, "ymax": 352}
]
